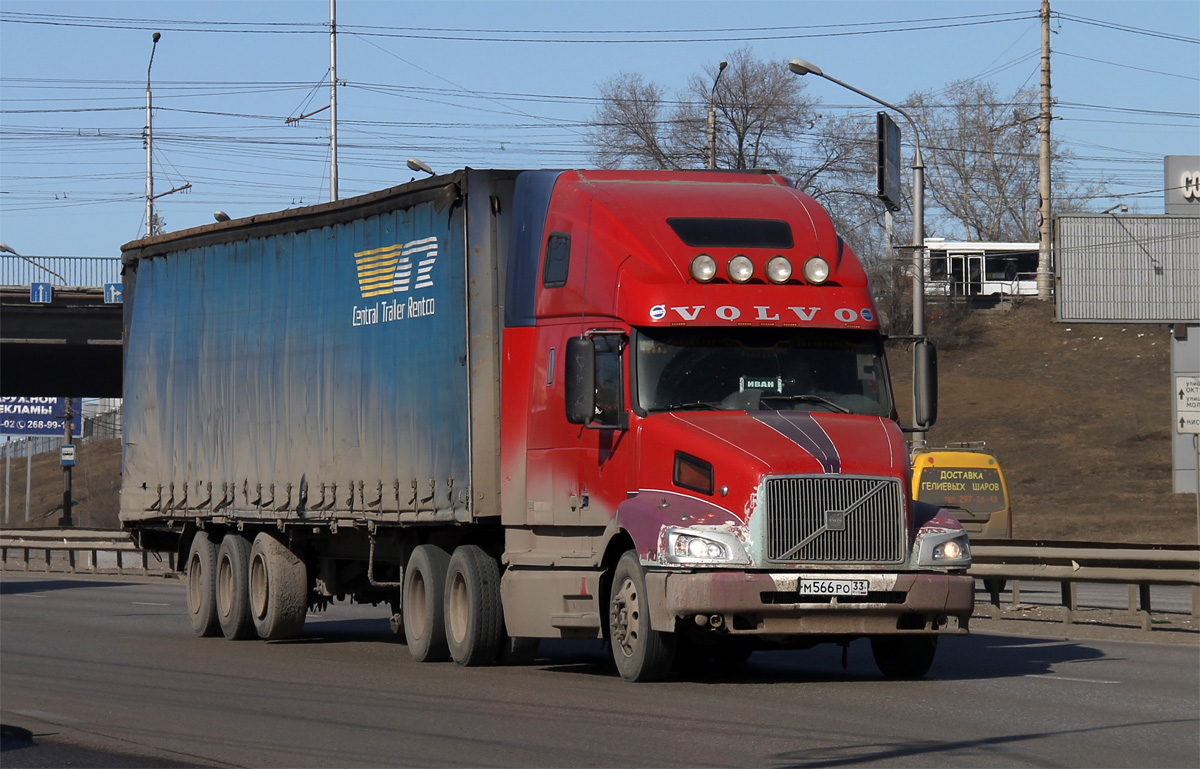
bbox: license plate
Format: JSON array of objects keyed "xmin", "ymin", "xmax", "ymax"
[{"xmin": 799, "ymin": 578, "xmax": 868, "ymax": 596}]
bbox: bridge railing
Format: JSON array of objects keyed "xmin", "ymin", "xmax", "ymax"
[
  {"xmin": 0, "ymin": 255, "xmax": 121, "ymax": 287},
  {"xmin": 0, "ymin": 528, "xmax": 175, "ymax": 576}
]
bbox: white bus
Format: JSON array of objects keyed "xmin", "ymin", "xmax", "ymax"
[{"xmin": 923, "ymin": 239, "xmax": 1041, "ymax": 297}]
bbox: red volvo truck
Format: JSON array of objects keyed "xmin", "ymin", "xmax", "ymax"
[{"xmin": 120, "ymin": 168, "xmax": 973, "ymax": 682}]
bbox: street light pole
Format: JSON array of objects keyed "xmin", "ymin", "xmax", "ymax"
[
  {"xmin": 145, "ymin": 32, "xmax": 161, "ymax": 237},
  {"xmin": 788, "ymin": 58, "xmax": 928, "ymax": 445},
  {"xmin": 707, "ymin": 60, "xmax": 728, "ymax": 170}
]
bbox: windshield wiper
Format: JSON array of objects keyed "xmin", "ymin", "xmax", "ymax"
[
  {"xmin": 760, "ymin": 394, "xmax": 851, "ymax": 413},
  {"xmin": 649, "ymin": 401, "xmax": 726, "ymax": 413}
]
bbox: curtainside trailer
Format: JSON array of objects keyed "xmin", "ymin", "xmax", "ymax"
[{"xmin": 120, "ymin": 168, "xmax": 973, "ymax": 681}]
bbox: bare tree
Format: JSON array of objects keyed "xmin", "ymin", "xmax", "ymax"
[
  {"xmin": 588, "ymin": 47, "xmax": 819, "ymax": 173},
  {"xmin": 908, "ymin": 80, "xmax": 1106, "ymax": 241}
]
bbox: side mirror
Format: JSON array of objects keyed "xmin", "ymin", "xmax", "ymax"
[
  {"xmin": 913, "ymin": 339, "xmax": 938, "ymax": 430},
  {"xmin": 564, "ymin": 336, "xmax": 595, "ymax": 425}
]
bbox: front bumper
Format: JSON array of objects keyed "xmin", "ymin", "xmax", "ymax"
[{"xmin": 648, "ymin": 570, "xmax": 973, "ymax": 636}]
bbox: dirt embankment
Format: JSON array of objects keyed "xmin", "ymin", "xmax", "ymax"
[
  {"xmin": 4, "ymin": 300, "xmax": 1195, "ymax": 544},
  {"xmin": 895, "ymin": 298, "xmax": 1195, "ymax": 544}
]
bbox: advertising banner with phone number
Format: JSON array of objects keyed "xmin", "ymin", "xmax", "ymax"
[{"xmin": 0, "ymin": 397, "xmax": 83, "ymax": 436}]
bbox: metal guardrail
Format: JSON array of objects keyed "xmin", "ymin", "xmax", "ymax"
[
  {"xmin": 0, "ymin": 528, "xmax": 174, "ymax": 576},
  {"xmin": 0, "ymin": 255, "xmax": 121, "ymax": 287},
  {"xmin": 968, "ymin": 539, "xmax": 1200, "ymax": 630},
  {"xmin": 3, "ymin": 531, "xmax": 1197, "ymax": 631}
]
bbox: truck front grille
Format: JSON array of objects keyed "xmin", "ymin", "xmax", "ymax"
[{"xmin": 763, "ymin": 476, "xmax": 906, "ymax": 564}]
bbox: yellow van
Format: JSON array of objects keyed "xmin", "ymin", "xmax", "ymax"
[{"xmin": 911, "ymin": 444, "xmax": 1012, "ymax": 539}]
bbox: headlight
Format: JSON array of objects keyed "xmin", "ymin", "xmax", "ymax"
[
  {"xmin": 663, "ymin": 527, "xmax": 751, "ymax": 566},
  {"xmin": 802, "ymin": 256, "xmax": 830, "ymax": 284},
  {"xmin": 690, "ymin": 254, "xmax": 717, "ymax": 283},
  {"xmin": 727, "ymin": 255, "xmax": 754, "ymax": 283},
  {"xmin": 766, "ymin": 256, "xmax": 792, "ymax": 284},
  {"xmin": 917, "ymin": 530, "xmax": 972, "ymax": 568}
]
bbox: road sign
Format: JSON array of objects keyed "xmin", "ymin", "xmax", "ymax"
[
  {"xmin": 1177, "ymin": 376, "xmax": 1200, "ymax": 434},
  {"xmin": 30, "ymin": 282, "xmax": 52, "ymax": 303},
  {"xmin": 104, "ymin": 283, "xmax": 123, "ymax": 303},
  {"xmin": 0, "ymin": 397, "xmax": 82, "ymax": 436},
  {"xmin": 60, "ymin": 445, "xmax": 76, "ymax": 467}
]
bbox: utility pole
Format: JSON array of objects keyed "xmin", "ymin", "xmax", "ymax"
[
  {"xmin": 59, "ymin": 400, "xmax": 74, "ymax": 528},
  {"xmin": 1036, "ymin": 0, "xmax": 1053, "ymax": 300},
  {"xmin": 707, "ymin": 60, "xmax": 727, "ymax": 170},
  {"xmin": 329, "ymin": 0, "xmax": 339, "ymax": 201}
]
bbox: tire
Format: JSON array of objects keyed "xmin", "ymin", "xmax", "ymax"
[
  {"xmin": 403, "ymin": 544, "xmax": 451, "ymax": 662},
  {"xmin": 186, "ymin": 531, "xmax": 221, "ymax": 637},
  {"xmin": 215, "ymin": 532, "xmax": 255, "ymax": 640},
  {"xmin": 249, "ymin": 532, "xmax": 308, "ymax": 641},
  {"xmin": 608, "ymin": 551, "xmax": 675, "ymax": 682},
  {"xmin": 444, "ymin": 545, "xmax": 504, "ymax": 666},
  {"xmin": 870, "ymin": 634, "xmax": 938, "ymax": 679}
]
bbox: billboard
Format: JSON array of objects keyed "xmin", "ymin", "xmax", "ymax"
[{"xmin": 0, "ymin": 397, "xmax": 83, "ymax": 436}]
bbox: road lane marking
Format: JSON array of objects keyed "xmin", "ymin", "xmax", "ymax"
[
  {"xmin": 132, "ymin": 602, "xmax": 170, "ymax": 606},
  {"xmin": 1024, "ymin": 674, "xmax": 1120, "ymax": 684}
]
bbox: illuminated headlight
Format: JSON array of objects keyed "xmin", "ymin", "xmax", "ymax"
[
  {"xmin": 802, "ymin": 256, "xmax": 830, "ymax": 284},
  {"xmin": 663, "ymin": 528, "xmax": 751, "ymax": 566},
  {"xmin": 766, "ymin": 256, "xmax": 792, "ymax": 284},
  {"xmin": 917, "ymin": 530, "xmax": 972, "ymax": 568},
  {"xmin": 727, "ymin": 255, "xmax": 754, "ymax": 283},
  {"xmin": 690, "ymin": 254, "xmax": 718, "ymax": 283}
]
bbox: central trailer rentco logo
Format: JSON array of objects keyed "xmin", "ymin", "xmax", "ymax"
[
  {"xmin": 351, "ymin": 237, "xmax": 438, "ymax": 327},
  {"xmin": 354, "ymin": 236, "xmax": 438, "ymax": 297}
]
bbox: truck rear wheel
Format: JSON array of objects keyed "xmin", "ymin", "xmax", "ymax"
[
  {"xmin": 403, "ymin": 544, "xmax": 450, "ymax": 662},
  {"xmin": 249, "ymin": 532, "xmax": 308, "ymax": 641},
  {"xmin": 186, "ymin": 531, "xmax": 220, "ymax": 637},
  {"xmin": 608, "ymin": 551, "xmax": 675, "ymax": 682},
  {"xmin": 216, "ymin": 533, "xmax": 255, "ymax": 640},
  {"xmin": 870, "ymin": 634, "xmax": 938, "ymax": 679},
  {"xmin": 444, "ymin": 545, "xmax": 503, "ymax": 666}
]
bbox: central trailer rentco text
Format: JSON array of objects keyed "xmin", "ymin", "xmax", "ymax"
[{"xmin": 119, "ymin": 169, "xmax": 972, "ymax": 681}]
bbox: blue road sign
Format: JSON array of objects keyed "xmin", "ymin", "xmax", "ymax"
[
  {"xmin": 30, "ymin": 282, "xmax": 53, "ymax": 303},
  {"xmin": 104, "ymin": 283, "xmax": 123, "ymax": 303},
  {"xmin": 0, "ymin": 398, "xmax": 82, "ymax": 436}
]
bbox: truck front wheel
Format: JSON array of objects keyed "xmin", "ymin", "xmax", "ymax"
[
  {"xmin": 444, "ymin": 545, "xmax": 503, "ymax": 666},
  {"xmin": 248, "ymin": 532, "xmax": 307, "ymax": 641},
  {"xmin": 403, "ymin": 544, "xmax": 451, "ymax": 662},
  {"xmin": 186, "ymin": 531, "xmax": 220, "ymax": 637},
  {"xmin": 608, "ymin": 551, "xmax": 675, "ymax": 682},
  {"xmin": 870, "ymin": 634, "xmax": 938, "ymax": 679},
  {"xmin": 216, "ymin": 533, "xmax": 255, "ymax": 640}
]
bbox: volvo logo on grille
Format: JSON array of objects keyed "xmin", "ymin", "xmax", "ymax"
[{"xmin": 825, "ymin": 509, "xmax": 847, "ymax": 531}]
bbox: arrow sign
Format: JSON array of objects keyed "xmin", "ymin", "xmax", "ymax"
[
  {"xmin": 1176, "ymin": 375, "xmax": 1200, "ymax": 434},
  {"xmin": 30, "ymin": 282, "xmax": 52, "ymax": 303},
  {"xmin": 104, "ymin": 283, "xmax": 123, "ymax": 303}
]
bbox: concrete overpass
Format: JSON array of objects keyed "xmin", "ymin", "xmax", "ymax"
[{"xmin": 0, "ymin": 256, "xmax": 122, "ymax": 398}]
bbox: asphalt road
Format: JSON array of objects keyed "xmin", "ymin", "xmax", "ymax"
[{"xmin": 1, "ymin": 573, "xmax": 1197, "ymax": 768}]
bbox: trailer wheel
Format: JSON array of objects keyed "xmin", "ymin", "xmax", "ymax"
[
  {"xmin": 186, "ymin": 531, "xmax": 221, "ymax": 637},
  {"xmin": 248, "ymin": 532, "xmax": 307, "ymax": 641},
  {"xmin": 215, "ymin": 533, "xmax": 255, "ymax": 640},
  {"xmin": 444, "ymin": 545, "xmax": 503, "ymax": 666},
  {"xmin": 870, "ymin": 634, "xmax": 938, "ymax": 679},
  {"xmin": 403, "ymin": 544, "xmax": 451, "ymax": 662},
  {"xmin": 608, "ymin": 551, "xmax": 675, "ymax": 682}
]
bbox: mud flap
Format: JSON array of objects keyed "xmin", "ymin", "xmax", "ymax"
[{"xmin": 644, "ymin": 570, "xmax": 675, "ymax": 632}]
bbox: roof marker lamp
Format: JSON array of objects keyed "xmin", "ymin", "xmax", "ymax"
[
  {"xmin": 766, "ymin": 256, "xmax": 793, "ymax": 284},
  {"xmin": 690, "ymin": 253, "xmax": 718, "ymax": 283},
  {"xmin": 802, "ymin": 256, "xmax": 830, "ymax": 284},
  {"xmin": 727, "ymin": 255, "xmax": 754, "ymax": 283}
]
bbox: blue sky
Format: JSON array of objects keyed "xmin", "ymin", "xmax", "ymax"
[{"xmin": 1, "ymin": 0, "xmax": 1197, "ymax": 260}]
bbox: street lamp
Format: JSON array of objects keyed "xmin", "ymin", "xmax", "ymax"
[
  {"xmin": 0, "ymin": 242, "xmax": 67, "ymax": 284},
  {"xmin": 145, "ymin": 32, "xmax": 161, "ymax": 237},
  {"xmin": 707, "ymin": 60, "xmax": 728, "ymax": 170},
  {"xmin": 788, "ymin": 57, "xmax": 930, "ymax": 443}
]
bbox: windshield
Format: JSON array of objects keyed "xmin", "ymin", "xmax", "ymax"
[{"xmin": 635, "ymin": 328, "xmax": 894, "ymax": 417}]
